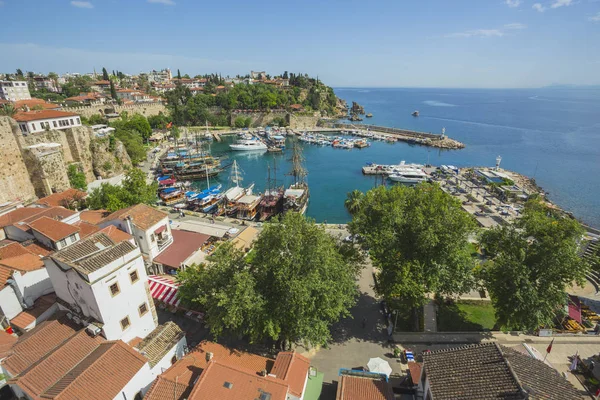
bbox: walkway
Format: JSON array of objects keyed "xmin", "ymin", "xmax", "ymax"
[{"xmin": 423, "ymin": 300, "xmax": 437, "ymax": 332}]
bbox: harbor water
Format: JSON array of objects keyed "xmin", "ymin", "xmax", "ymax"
[{"xmin": 196, "ymin": 87, "xmax": 600, "ymax": 226}]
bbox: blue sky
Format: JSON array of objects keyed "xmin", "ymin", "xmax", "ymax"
[{"xmin": 0, "ymin": 0, "xmax": 599, "ymax": 88}]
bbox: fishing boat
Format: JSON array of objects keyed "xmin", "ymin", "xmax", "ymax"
[
  {"xmin": 284, "ymin": 140, "xmax": 309, "ymax": 215},
  {"xmin": 230, "ymin": 137, "xmax": 268, "ymax": 151}
]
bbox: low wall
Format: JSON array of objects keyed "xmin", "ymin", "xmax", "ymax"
[{"xmin": 61, "ymin": 103, "xmax": 168, "ymax": 118}]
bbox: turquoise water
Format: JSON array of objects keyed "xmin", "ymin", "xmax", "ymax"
[{"xmin": 196, "ymin": 88, "xmax": 600, "ymax": 226}]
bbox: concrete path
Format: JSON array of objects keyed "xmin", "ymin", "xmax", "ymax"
[{"xmin": 423, "ymin": 300, "xmax": 437, "ymax": 332}]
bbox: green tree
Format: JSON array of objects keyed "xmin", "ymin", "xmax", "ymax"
[
  {"xmin": 480, "ymin": 199, "xmax": 588, "ymax": 331},
  {"xmin": 177, "ymin": 69, "xmax": 181, "ymax": 80},
  {"xmin": 124, "ymin": 113, "xmax": 152, "ymax": 141},
  {"xmin": 110, "ymin": 80, "xmax": 118, "ymax": 102},
  {"xmin": 87, "ymin": 168, "xmax": 157, "ymax": 211},
  {"xmin": 102, "ymin": 67, "xmax": 109, "ymax": 81},
  {"xmin": 234, "ymin": 116, "xmax": 246, "ymax": 128},
  {"xmin": 0, "ymin": 104, "xmax": 16, "ymax": 117},
  {"xmin": 67, "ymin": 164, "xmax": 87, "ymax": 190},
  {"xmin": 344, "ymin": 189, "xmax": 364, "ymax": 215},
  {"xmin": 15, "ymin": 69, "xmax": 23, "ymax": 78},
  {"xmin": 178, "ymin": 213, "xmax": 360, "ymax": 347},
  {"xmin": 350, "ymin": 184, "xmax": 477, "ymax": 312}
]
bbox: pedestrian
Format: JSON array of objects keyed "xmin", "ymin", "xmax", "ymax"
[{"xmin": 362, "ymin": 317, "xmax": 367, "ymax": 329}]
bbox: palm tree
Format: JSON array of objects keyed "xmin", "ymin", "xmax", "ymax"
[
  {"xmin": 0, "ymin": 104, "xmax": 17, "ymax": 117},
  {"xmin": 344, "ymin": 189, "xmax": 364, "ymax": 215}
]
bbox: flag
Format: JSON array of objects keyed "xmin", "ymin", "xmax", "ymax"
[
  {"xmin": 546, "ymin": 338, "xmax": 554, "ymax": 354},
  {"xmin": 166, "ymin": 122, "xmax": 173, "ymax": 129},
  {"xmin": 569, "ymin": 352, "xmax": 578, "ymax": 371}
]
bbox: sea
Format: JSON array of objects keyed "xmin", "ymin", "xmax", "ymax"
[{"xmin": 198, "ymin": 87, "xmax": 600, "ymax": 227}]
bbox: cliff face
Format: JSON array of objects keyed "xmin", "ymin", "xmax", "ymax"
[
  {"xmin": 90, "ymin": 137, "xmax": 132, "ymax": 179},
  {"xmin": 0, "ymin": 117, "xmax": 37, "ymax": 204}
]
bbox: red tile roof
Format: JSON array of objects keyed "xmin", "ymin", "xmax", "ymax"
[
  {"xmin": 29, "ymin": 216, "xmax": 80, "ymax": 242},
  {"xmin": 74, "ymin": 221, "xmax": 100, "ymax": 239},
  {"xmin": 42, "ymin": 340, "xmax": 147, "ymax": 400},
  {"xmin": 144, "ymin": 341, "xmax": 275, "ymax": 400},
  {"xmin": 153, "ymin": 229, "xmax": 209, "ymax": 268},
  {"xmin": 0, "ymin": 330, "xmax": 17, "ymax": 359},
  {"xmin": 271, "ymin": 351, "xmax": 310, "ymax": 397},
  {"xmin": 0, "ymin": 242, "xmax": 31, "ymax": 259},
  {"xmin": 188, "ymin": 360, "xmax": 289, "ymax": 400},
  {"xmin": 0, "ymin": 208, "xmax": 46, "ymax": 228},
  {"xmin": 94, "ymin": 80, "xmax": 111, "ymax": 85},
  {"xmin": 9, "ymin": 294, "xmax": 57, "ymax": 332},
  {"xmin": 14, "ymin": 98, "xmax": 60, "ymax": 111},
  {"xmin": 103, "ymin": 204, "xmax": 167, "ymax": 230},
  {"xmin": 407, "ymin": 362, "xmax": 422, "ymax": 386},
  {"xmin": 36, "ymin": 189, "xmax": 87, "ymax": 208},
  {"xmin": 20, "ymin": 207, "xmax": 77, "ymax": 227},
  {"xmin": 0, "ymin": 252, "xmax": 44, "ymax": 272},
  {"xmin": 2, "ymin": 316, "xmax": 80, "ymax": 375},
  {"xmin": 23, "ymin": 242, "xmax": 53, "ymax": 257},
  {"xmin": 99, "ymin": 225, "xmax": 133, "ymax": 242},
  {"xmin": 13, "ymin": 110, "xmax": 79, "ymax": 122},
  {"xmin": 13, "ymin": 329, "xmax": 105, "ymax": 400},
  {"xmin": 335, "ymin": 375, "xmax": 395, "ymax": 400},
  {"xmin": 79, "ymin": 210, "xmax": 109, "ymax": 224}
]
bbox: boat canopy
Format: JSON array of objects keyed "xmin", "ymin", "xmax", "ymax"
[
  {"xmin": 159, "ymin": 178, "xmax": 177, "ymax": 186},
  {"xmin": 161, "ymin": 187, "xmax": 179, "ymax": 194}
]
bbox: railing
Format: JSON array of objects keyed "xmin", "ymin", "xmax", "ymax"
[{"xmin": 157, "ymin": 236, "xmax": 173, "ymax": 252}]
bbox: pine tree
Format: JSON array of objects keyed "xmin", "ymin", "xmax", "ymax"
[
  {"xmin": 102, "ymin": 67, "xmax": 109, "ymax": 80},
  {"xmin": 110, "ymin": 80, "xmax": 118, "ymax": 102},
  {"xmin": 177, "ymin": 69, "xmax": 181, "ymax": 80}
]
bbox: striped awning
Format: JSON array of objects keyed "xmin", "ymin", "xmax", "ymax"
[{"xmin": 148, "ymin": 275, "xmax": 181, "ymax": 307}]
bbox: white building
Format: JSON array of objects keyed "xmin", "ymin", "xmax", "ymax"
[
  {"xmin": 33, "ymin": 77, "xmax": 59, "ymax": 93},
  {"xmin": 44, "ymin": 231, "xmax": 158, "ymax": 342},
  {"xmin": 13, "ymin": 110, "xmax": 82, "ymax": 135},
  {"xmin": 0, "ymin": 80, "xmax": 31, "ymax": 101},
  {"xmin": 146, "ymin": 68, "xmax": 172, "ymax": 83},
  {"xmin": 28, "ymin": 216, "xmax": 81, "ymax": 251},
  {"xmin": 99, "ymin": 204, "xmax": 173, "ymax": 263}
]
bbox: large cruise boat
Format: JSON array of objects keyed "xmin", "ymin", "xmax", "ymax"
[
  {"xmin": 388, "ymin": 168, "xmax": 428, "ymax": 184},
  {"xmin": 229, "ymin": 138, "xmax": 268, "ymax": 151}
]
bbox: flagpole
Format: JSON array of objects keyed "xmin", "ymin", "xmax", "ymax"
[{"xmin": 543, "ymin": 338, "xmax": 554, "ymax": 362}]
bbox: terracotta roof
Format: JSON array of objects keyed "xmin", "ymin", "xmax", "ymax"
[
  {"xmin": 13, "ymin": 329, "xmax": 105, "ymax": 400},
  {"xmin": 422, "ymin": 343, "xmax": 581, "ymax": 400},
  {"xmin": 14, "ymin": 98, "xmax": 60, "ymax": 110},
  {"xmin": 23, "ymin": 242, "xmax": 53, "ymax": 257},
  {"xmin": 144, "ymin": 341, "xmax": 275, "ymax": 400},
  {"xmin": 13, "ymin": 110, "xmax": 79, "ymax": 122},
  {"xmin": 271, "ymin": 351, "xmax": 311, "ymax": 397},
  {"xmin": 153, "ymin": 229, "xmax": 209, "ymax": 268},
  {"xmin": 136, "ymin": 322, "xmax": 184, "ymax": 368},
  {"xmin": 41, "ymin": 340, "xmax": 148, "ymax": 400},
  {"xmin": 29, "ymin": 216, "xmax": 80, "ymax": 242},
  {"xmin": 99, "ymin": 225, "xmax": 133, "ymax": 242},
  {"xmin": 0, "ymin": 242, "xmax": 31, "ymax": 259},
  {"xmin": 0, "ymin": 252, "xmax": 45, "ymax": 284},
  {"xmin": 19, "ymin": 207, "xmax": 77, "ymax": 228},
  {"xmin": 10, "ymin": 294, "xmax": 57, "ymax": 332},
  {"xmin": 36, "ymin": 189, "xmax": 87, "ymax": 208},
  {"xmin": 407, "ymin": 362, "xmax": 422, "ymax": 386},
  {"xmin": 2, "ymin": 316, "xmax": 80, "ymax": 375},
  {"xmin": 52, "ymin": 232, "xmax": 137, "ymax": 277},
  {"xmin": 79, "ymin": 210, "xmax": 109, "ymax": 224},
  {"xmin": 74, "ymin": 221, "xmax": 100, "ymax": 239},
  {"xmin": 1, "ymin": 207, "xmax": 77, "ymax": 232},
  {"xmin": 94, "ymin": 80, "xmax": 111, "ymax": 85},
  {"xmin": 103, "ymin": 204, "xmax": 167, "ymax": 230},
  {"xmin": 0, "ymin": 207, "xmax": 46, "ymax": 228},
  {"xmin": 0, "ymin": 330, "xmax": 17, "ymax": 359},
  {"xmin": 188, "ymin": 360, "xmax": 289, "ymax": 400},
  {"xmin": 144, "ymin": 376, "xmax": 189, "ymax": 400},
  {"xmin": 335, "ymin": 374, "xmax": 394, "ymax": 400}
]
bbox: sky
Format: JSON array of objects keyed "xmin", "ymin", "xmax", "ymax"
[{"xmin": 0, "ymin": 0, "xmax": 599, "ymax": 88}]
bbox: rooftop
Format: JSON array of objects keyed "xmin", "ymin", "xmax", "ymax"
[
  {"xmin": 13, "ymin": 110, "xmax": 79, "ymax": 122},
  {"xmin": 335, "ymin": 374, "xmax": 394, "ymax": 400},
  {"xmin": 0, "ymin": 253, "xmax": 45, "ymax": 284},
  {"xmin": 102, "ymin": 204, "xmax": 167, "ymax": 230},
  {"xmin": 153, "ymin": 229, "xmax": 210, "ymax": 269},
  {"xmin": 36, "ymin": 189, "xmax": 87, "ymax": 208},
  {"xmin": 0, "ymin": 242, "xmax": 32, "ymax": 259},
  {"xmin": 99, "ymin": 225, "xmax": 133, "ymax": 242},
  {"xmin": 79, "ymin": 209, "xmax": 109, "ymax": 224},
  {"xmin": 74, "ymin": 221, "xmax": 101, "ymax": 239},
  {"xmin": 14, "ymin": 98, "xmax": 60, "ymax": 110},
  {"xmin": 29, "ymin": 216, "xmax": 80, "ymax": 242},
  {"xmin": 422, "ymin": 343, "xmax": 582, "ymax": 400},
  {"xmin": 135, "ymin": 321, "xmax": 185, "ymax": 368},
  {"xmin": 9, "ymin": 294, "xmax": 57, "ymax": 331},
  {"xmin": 271, "ymin": 351, "xmax": 311, "ymax": 398},
  {"xmin": 0, "ymin": 330, "xmax": 17, "ymax": 359}
]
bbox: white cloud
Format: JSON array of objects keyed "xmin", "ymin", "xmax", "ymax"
[
  {"xmin": 551, "ymin": 0, "xmax": 573, "ymax": 8},
  {"xmin": 446, "ymin": 29, "xmax": 504, "ymax": 38},
  {"xmin": 505, "ymin": 0, "xmax": 522, "ymax": 7},
  {"xmin": 589, "ymin": 12, "xmax": 600, "ymax": 21},
  {"xmin": 147, "ymin": 0, "xmax": 176, "ymax": 5},
  {"xmin": 71, "ymin": 1, "xmax": 93, "ymax": 8},
  {"xmin": 504, "ymin": 23, "xmax": 527, "ymax": 29},
  {"xmin": 532, "ymin": 3, "xmax": 547, "ymax": 11}
]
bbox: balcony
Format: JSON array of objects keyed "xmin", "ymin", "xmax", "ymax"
[{"xmin": 157, "ymin": 235, "xmax": 173, "ymax": 252}]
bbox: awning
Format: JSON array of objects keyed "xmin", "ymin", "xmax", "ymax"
[
  {"xmin": 568, "ymin": 295, "xmax": 581, "ymax": 323},
  {"xmin": 154, "ymin": 225, "xmax": 166, "ymax": 234},
  {"xmin": 148, "ymin": 275, "xmax": 181, "ymax": 307}
]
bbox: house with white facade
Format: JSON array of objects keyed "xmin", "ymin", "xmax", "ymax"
[
  {"xmin": 146, "ymin": 68, "xmax": 172, "ymax": 83},
  {"xmin": 0, "ymin": 80, "xmax": 30, "ymax": 101},
  {"xmin": 28, "ymin": 216, "xmax": 80, "ymax": 251},
  {"xmin": 99, "ymin": 204, "xmax": 173, "ymax": 263},
  {"xmin": 0, "ymin": 206, "xmax": 79, "ymax": 243},
  {"xmin": 33, "ymin": 76, "xmax": 59, "ymax": 93},
  {"xmin": 13, "ymin": 110, "xmax": 82, "ymax": 135}
]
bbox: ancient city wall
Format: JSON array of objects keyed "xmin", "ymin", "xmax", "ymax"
[
  {"xmin": 60, "ymin": 103, "xmax": 167, "ymax": 118},
  {"xmin": 0, "ymin": 117, "xmax": 37, "ymax": 204}
]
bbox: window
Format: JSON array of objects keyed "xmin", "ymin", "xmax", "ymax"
[
  {"xmin": 53, "ymin": 121, "xmax": 57, "ymax": 127},
  {"xmin": 76, "ymin": 117, "xmax": 81, "ymax": 124},
  {"xmin": 129, "ymin": 270, "xmax": 139, "ymax": 284},
  {"xmin": 120, "ymin": 316, "xmax": 130, "ymax": 330},
  {"xmin": 31, "ymin": 123, "xmax": 35, "ymax": 130},
  {"xmin": 58, "ymin": 239, "xmax": 67, "ymax": 248},
  {"xmin": 138, "ymin": 302, "xmax": 148, "ymax": 317},
  {"xmin": 70, "ymin": 118, "xmax": 74, "ymax": 125},
  {"xmin": 150, "ymin": 234, "xmax": 155, "ymax": 242},
  {"xmin": 109, "ymin": 282, "xmax": 120, "ymax": 297}
]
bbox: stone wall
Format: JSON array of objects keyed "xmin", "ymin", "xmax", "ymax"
[
  {"xmin": 290, "ymin": 115, "xmax": 320, "ymax": 129},
  {"xmin": 0, "ymin": 117, "xmax": 37, "ymax": 204},
  {"xmin": 22, "ymin": 144, "xmax": 70, "ymax": 198},
  {"xmin": 60, "ymin": 103, "xmax": 168, "ymax": 118},
  {"xmin": 230, "ymin": 110, "xmax": 289, "ymax": 128}
]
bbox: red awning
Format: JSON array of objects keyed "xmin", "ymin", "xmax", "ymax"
[
  {"xmin": 154, "ymin": 225, "xmax": 166, "ymax": 234},
  {"xmin": 148, "ymin": 275, "xmax": 181, "ymax": 307},
  {"xmin": 568, "ymin": 295, "xmax": 581, "ymax": 323}
]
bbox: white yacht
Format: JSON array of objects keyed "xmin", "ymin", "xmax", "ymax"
[
  {"xmin": 229, "ymin": 138, "xmax": 268, "ymax": 151},
  {"xmin": 388, "ymin": 168, "xmax": 428, "ymax": 184}
]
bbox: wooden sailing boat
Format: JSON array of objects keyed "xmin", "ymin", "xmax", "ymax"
[{"xmin": 284, "ymin": 139, "xmax": 309, "ymax": 215}]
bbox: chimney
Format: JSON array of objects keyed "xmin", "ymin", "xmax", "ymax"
[
  {"xmin": 124, "ymin": 215, "xmax": 134, "ymax": 234},
  {"xmin": 206, "ymin": 352, "xmax": 213, "ymax": 362}
]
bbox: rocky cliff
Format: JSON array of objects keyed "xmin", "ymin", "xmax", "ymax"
[{"xmin": 90, "ymin": 136, "xmax": 132, "ymax": 178}]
